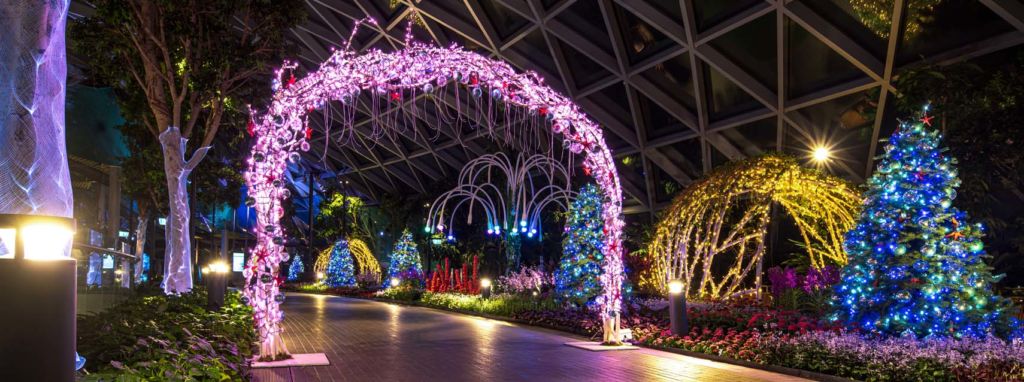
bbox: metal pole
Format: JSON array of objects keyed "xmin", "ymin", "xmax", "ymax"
[{"xmin": 668, "ymin": 280, "xmax": 688, "ymax": 336}]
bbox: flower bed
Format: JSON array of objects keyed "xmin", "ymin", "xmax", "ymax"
[
  {"xmin": 284, "ymin": 284, "xmax": 1024, "ymax": 381},
  {"xmin": 77, "ymin": 288, "xmax": 256, "ymax": 381}
]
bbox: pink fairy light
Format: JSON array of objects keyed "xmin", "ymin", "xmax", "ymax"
[{"xmin": 243, "ymin": 20, "xmax": 626, "ymax": 353}]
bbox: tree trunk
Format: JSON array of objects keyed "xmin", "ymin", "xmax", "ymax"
[
  {"xmin": 0, "ymin": 0, "xmax": 74, "ymax": 223},
  {"xmin": 159, "ymin": 126, "xmax": 209, "ymax": 294},
  {"xmin": 133, "ymin": 206, "xmax": 150, "ymax": 284}
]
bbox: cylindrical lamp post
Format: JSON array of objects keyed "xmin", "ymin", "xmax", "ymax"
[
  {"xmin": 0, "ymin": 214, "xmax": 77, "ymax": 381},
  {"xmin": 202, "ymin": 261, "xmax": 230, "ymax": 310},
  {"xmin": 668, "ymin": 280, "xmax": 688, "ymax": 336},
  {"xmin": 480, "ymin": 278, "xmax": 492, "ymax": 299}
]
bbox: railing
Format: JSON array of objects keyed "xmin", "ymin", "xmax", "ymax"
[{"xmin": 72, "ymin": 243, "xmax": 136, "ymax": 314}]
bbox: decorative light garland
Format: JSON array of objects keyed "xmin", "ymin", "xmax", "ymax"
[
  {"xmin": 426, "ymin": 153, "xmax": 574, "ymax": 270},
  {"xmin": 555, "ymin": 184, "xmax": 608, "ymax": 306},
  {"xmin": 349, "ymin": 238, "xmax": 380, "ymax": 281},
  {"xmin": 640, "ymin": 154, "xmax": 861, "ymax": 298},
  {"xmin": 243, "ymin": 19, "xmax": 628, "ymax": 354}
]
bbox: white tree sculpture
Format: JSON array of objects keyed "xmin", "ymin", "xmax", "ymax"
[{"xmin": 426, "ymin": 153, "xmax": 574, "ymax": 271}]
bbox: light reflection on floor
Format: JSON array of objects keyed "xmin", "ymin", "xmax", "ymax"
[{"xmin": 254, "ymin": 293, "xmax": 809, "ymax": 382}]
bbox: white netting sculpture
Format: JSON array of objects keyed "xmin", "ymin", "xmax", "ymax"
[
  {"xmin": 0, "ymin": 0, "xmax": 74, "ymax": 223},
  {"xmin": 426, "ymin": 153, "xmax": 574, "ymax": 271}
]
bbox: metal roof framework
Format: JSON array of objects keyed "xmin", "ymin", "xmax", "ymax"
[{"xmin": 73, "ymin": 0, "xmax": 1024, "ymax": 216}]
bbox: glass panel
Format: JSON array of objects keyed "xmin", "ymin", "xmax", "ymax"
[
  {"xmin": 614, "ymin": 3, "xmax": 675, "ymax": 65},
  {"xmin": 898, "ymin": 0, "xmax": 1013, "ymax": 65},
  {"xmin": 707, "ymin": 13, "xmax": 776, "ymax": 91},
  {"xmin": 786, "ymin": 18, "xmax": 866, "ymax": 98},
  {"xmin": 693, "ymin": 0, "xmax": 764, "ymax": 32},
  {"xmin": 703, "ymin": 63, "xmax": 761, "ymax": 122}
]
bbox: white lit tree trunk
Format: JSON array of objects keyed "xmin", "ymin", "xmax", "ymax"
[
  {"xmin": 0, "ymin": 0, "xmax": 74, "ymax": 223},
  {"xmin": 159, "ymin": 126, "xmax": 209, "ymax": 294},
  {"xmin": 133, "ymin": 206, "xmax": 150, "ymax": 283}
]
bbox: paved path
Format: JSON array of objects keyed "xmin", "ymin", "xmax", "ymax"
[{"xmin": 252, "ymin": 293, "xmax": 808, "ymax": 382}]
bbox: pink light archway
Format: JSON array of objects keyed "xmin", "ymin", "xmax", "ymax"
[{"xmin": 243, "ymin": 21, "xmax": 626, "ymax": 358}]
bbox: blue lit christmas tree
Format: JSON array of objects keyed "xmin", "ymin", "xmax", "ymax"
[
  {"xmin": 555, "ymin": 184, "xmax": 604, "ymax": 306},
  {"xmin": 832, "ymin": 105, "xmax": 1015, "ymax": 338},
  {"xmin": 325, "ymin": 240, "xmax": 356, "ymax": 287},
  {"xmin": 287, "ymin": 254, "xmax": 304, "ymax": 282},
  {"xmin": 387, "ymin": 229, "xmax": 422, "ymax": 281}
]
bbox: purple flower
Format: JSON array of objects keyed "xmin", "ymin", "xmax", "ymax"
[{"xmin": 767, "ymin": 267, "xmax": 799, "ymax": 298}]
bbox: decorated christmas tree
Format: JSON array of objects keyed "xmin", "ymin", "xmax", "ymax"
[
  {"xmin": 325, "ymin": 240, "xmax": 356, "ymax": 287},
  {"xmin": 287, "ymin": 254, "xmax": 304, "ymax": 282},
  {"xmin": 555, "ymin": 184, "xmax": 604, "ymax": 306},
  {"xmin": 386, "ymin": 229, "xmax": 422, "ymax": 282},
  {"xmin": 832, "ymin": 106, "xmax": 1015, "ymax": 338}
]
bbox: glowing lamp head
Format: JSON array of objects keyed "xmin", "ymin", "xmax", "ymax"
[
  {"xmin": 208, "ymin": 261, "xmax": 229, "ymax": 274},
  {"xmin": 811, "ymin": 146, "xmax": 832, "ymax": 163},
  {"xmin": 316, "ymin": 272, "xmax": 325, "ymax": 280},
  {"xmin": 668, "ymin": 280, "xmax": 685, "ymax": 295},
  {"xmin": 9, "ymin": 217, "xmax": 76, "ymax": 260},
  {"xmin": 480, "ymin": 278, "xmax": 491, "ymax": 289},
  {"xmin": 390, "ymin": 277, "xmax": 401, "ymax": 288}
]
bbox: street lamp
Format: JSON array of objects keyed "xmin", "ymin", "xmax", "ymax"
[
  {"xmin": 667, "ymin": 279, "xmax": 688, "ymax": 336},
  {"xmin": 480, "ymin": 278, "xmax": 492, "ymax": 299},
  {"xmin": 0, "ymin": 214, "xmax": 77, "ymax": 381}
]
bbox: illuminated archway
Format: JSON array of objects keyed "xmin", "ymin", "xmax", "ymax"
[
  {"xmin": 243, "ymin": 20, "xmax": 626, "ymax": 358},
  {"xmin": 638, "ymin": 154, "xmax": 860, "ymax": 299}
]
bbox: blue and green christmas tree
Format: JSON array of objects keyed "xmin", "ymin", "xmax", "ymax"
[
  {"xmin": 832, "ymin": 106, "xmax": 1016, "ymax": 338},
  {"xmin": 325, "ymin": 240, "xmax": 356, "ymax": 287},
  {"xmin": 386, "ymin": 229, "xmax": 422, "ymax": 282},
  {"xmin": 555, "ymin": 184, "xmax": 605, "ymax": 306},
  {"xmin": 287, "ymin": 254, "xmax": 304, "ymax": 282}
]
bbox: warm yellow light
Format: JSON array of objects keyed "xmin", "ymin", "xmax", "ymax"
[
  {"xmin": 201, "ymin": 266, "xmax": 210, "ymax": 274},
  {"xmin": 812, "ymin": 146, "xmax": 831, "ymax": 163},
  {"xmin": 480, "ymin": 278, "xmax": 491, "ymax": 288},
  {"xmin": 207, "ymin": 261, "xmax": 229, "ymax": 274},
  {"xmin": 390, "ymin": 277, "xmax": 401, "ymax": 287},
  {"xmin": 316, "ymin": 271, "xmax": 325, "ymax": 280},
  {"xmin": 21, "ymin": 223, "xmax": 74, "ymax": 260},
  {"xmin": 668, "ymin": 280, "xmax": 684, "ymax": 295}
]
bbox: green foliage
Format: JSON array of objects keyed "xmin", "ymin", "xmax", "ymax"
[
  {"xmin": 316, "ymin": 193, "xmax": 391, "ymax": 255},
  {"xmin": 70, "ymin": 0, "xmax": 305, "ymax": 222},
  {"xmin": 376, "ymin": 286, "xmax": 423, "ymax": 302},
  {"xmin": 420, "ymin": 292, "xmax": 560, "ymax": 317},
  {"xmin": 77, "ymin": 289, "xmax": 256, "ymax": 380}
]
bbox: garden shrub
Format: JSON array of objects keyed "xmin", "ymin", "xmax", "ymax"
[{"xmin": 77, "ymin": 288, "xmax": 256, "ymax": 381}]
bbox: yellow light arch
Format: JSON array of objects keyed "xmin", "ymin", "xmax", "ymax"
[
  {"xmin": 348, "ymin": 238, "xmax": 380, "ymax": 282},
  {"xmin": 638, "ymin": 154, "xmax": 861, "ymax": 298}
]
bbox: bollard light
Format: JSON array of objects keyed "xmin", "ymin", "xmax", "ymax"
[
  {"xmin": 316, "ymin": 271, "xmax": 325, "ymax": 280},
  {"xmin": 0, "ymin": 214, "xmax": 77, "ymax": 381},
  {"xmin": 668, "ymin": 279, "xmax": 688, "ymax": 336},
  {"xmin": 390, "ymin": 277, "xmax": 401, "ymax": 288},
  {"xmin": 203, "ymin": 260, "xmax": 230, "ymax": 311},
  {"xmin": 480, "ymin": 278, "xmax": 492, "ymax": 299}
]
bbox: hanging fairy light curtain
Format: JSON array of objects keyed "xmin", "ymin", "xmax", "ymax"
[
  {"xmin": 639, "ymin": 154, "xmax": 861, "ymax": 299},
  {"xmin": 426, "ymin": 153, "xmax": 574, "ymax": 271},
  {"xmin": 243, "ymin": 18, "xmax": 630, "ymax": 357}
]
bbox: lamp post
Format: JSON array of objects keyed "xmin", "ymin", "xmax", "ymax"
[
  {"xmin": 480, "ymin": 278, "xmax": 492, "ymax": 299},
  {"xmin": 668, "ymin": 280, "xmax": 688, "ymax": 336},
  {"xmin": 0, "ymin": 214, "xmax": 77, "ymax": 381},
  {"xmin": 202, "ymin": 260, "xmax": 230, "ymax": 310}
]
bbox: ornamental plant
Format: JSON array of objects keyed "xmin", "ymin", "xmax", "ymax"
[
  {"xmin": 832, "ymin": 106, "xmax": 1018, "ymax": 339},
  {"xmin": 555, "ymin": 184, "xmax": 604, "ymax": 305},
  {"xmin": 497, "ymin": 266, "xmax": 552, "ymax": 295},
  {"xmin": 428, "ymin": 256, "xmax": 480, "ymax": 294}
]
